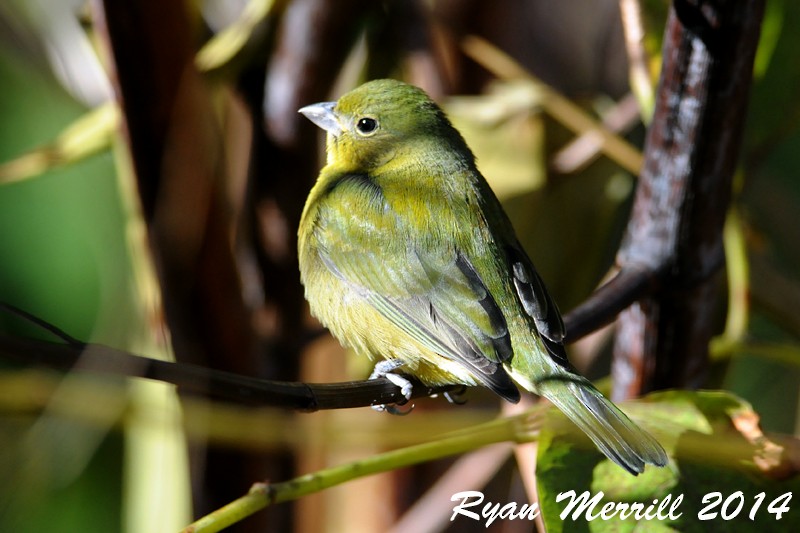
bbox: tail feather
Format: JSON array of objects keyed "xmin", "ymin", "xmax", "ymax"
[{"xmin": 539, "ymin": 378, "xmax": 668, "ymax": 475}]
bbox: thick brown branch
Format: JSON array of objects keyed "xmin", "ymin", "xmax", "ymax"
[{"xmin": 611, "ymin": 0, "xmax": 765, "ymax": 399}]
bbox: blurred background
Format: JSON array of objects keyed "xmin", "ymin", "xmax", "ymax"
[{"xmin": 0, "ymin": 0, "xmax": 798, "ymax": 531}]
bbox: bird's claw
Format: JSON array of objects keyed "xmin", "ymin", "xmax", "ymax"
[
  {"xmin": 443, "ymin": 385, "xmax": 468, "ymax": 405},
  {"xmin": 370, "ymin": 360, "xmax": 415, "ymax": 415},
  {"xmin": 371, "ymin": 402, "xmax": 415, "ymax": 415}
]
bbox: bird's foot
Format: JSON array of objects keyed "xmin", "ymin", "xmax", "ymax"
[
  {"xmin": 370, "ymin": 360, "xmax": 414, "ymax": 415},
  {"xmin": 443, "ymin": 385, "xmax": 468, "ymax": 405}
]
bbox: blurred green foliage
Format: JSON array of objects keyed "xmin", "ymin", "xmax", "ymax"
[{"xmin": 0, "ymin": 44, "xmax": 124, "ymax": 532}]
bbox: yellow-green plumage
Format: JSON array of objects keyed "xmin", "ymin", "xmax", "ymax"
[{"xmin": 298, "ymin": 79, "xmax": 667, "ymax": 475}]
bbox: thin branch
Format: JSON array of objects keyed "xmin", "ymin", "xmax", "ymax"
[
  {"xmin": 180, "ymin": 411, "xmax": 542, "ymax": 533},
  {"xmin": 562, "ymin": 264, "xmax": 661, "ymax": 344},
  {"xmin": 551, "ymin": 92, "xmax": 642, "ymax": 174},
  {"xmin": 461, "ymin": 35, "xmax": 644, "ymax": 175},
  {"xmin": 619, "ymin": 0, "xmax": 655, "ymax": 122},
  {"xmin": 0, "ymin": 333, "xmax": 458, "ymax": 411}
]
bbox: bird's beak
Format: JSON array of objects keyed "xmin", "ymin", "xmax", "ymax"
[{"xmin": 298, "ymin": 102, "xmax": 342, "ymax": 137}]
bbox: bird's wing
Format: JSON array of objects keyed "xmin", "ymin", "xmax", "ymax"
[
  {"xmin": 316, "ymin": 189, "xmax": 519, "ymax": 401},
  {"xmin": 505, "ymin": 244, "xmax": 565, "ymax": 344},
  {"xmin": 501, "ymin": 242, "xmax": 579, "ymax": 373}
]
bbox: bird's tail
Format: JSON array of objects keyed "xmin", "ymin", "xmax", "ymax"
[
  {"xmin": 509, "ymin": 367, "xmax": 668, "ymax": 475},
  {"xmin": 541, "ymin": 378, "xmax": 667, "ymax": 475}
]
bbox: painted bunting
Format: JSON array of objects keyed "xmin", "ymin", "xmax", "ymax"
[{"xmin": 297, "ymin": 79, "xmax": 667, "ymax": 474}]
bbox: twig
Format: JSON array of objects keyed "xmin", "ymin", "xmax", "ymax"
[
  {"xmin": 562, "ymin": 265, "xmax": 659, "ymax": 343},
  {"xmin": 0, "ymin": 333, "xmax": 457, "ymax": 411},
  {"xmin": 180, "ymin": 411, "xmax": 542, "ymax": 533},
  {"xmin": 551, "ymin": 92, "xmax": 642, "ymax": 174},
  {"xmin": 619, "ymin": 0, "xmax": 655, "ymax": 122},
  {"xmin": 461, "ymin": 35, "xmax": 644, "ymax": 175}
]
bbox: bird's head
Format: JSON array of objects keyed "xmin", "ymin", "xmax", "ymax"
[{"xmin": 299, "ymin": 79, "xmax": 470, "ymax": 173}]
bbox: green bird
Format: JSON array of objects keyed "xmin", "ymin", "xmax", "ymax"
[{"xmin": 298, "ymin": 79, "xmax": 667, "ymax": 475}]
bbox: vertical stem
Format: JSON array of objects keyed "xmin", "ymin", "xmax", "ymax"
[{"xmin": 619, "ymin": 0, "xmax": 655, "ymax": 122}]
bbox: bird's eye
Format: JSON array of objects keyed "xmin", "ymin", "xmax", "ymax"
[{"xmin": 355, "ymin": 117, "xmax": 378, "ymax": 135}]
